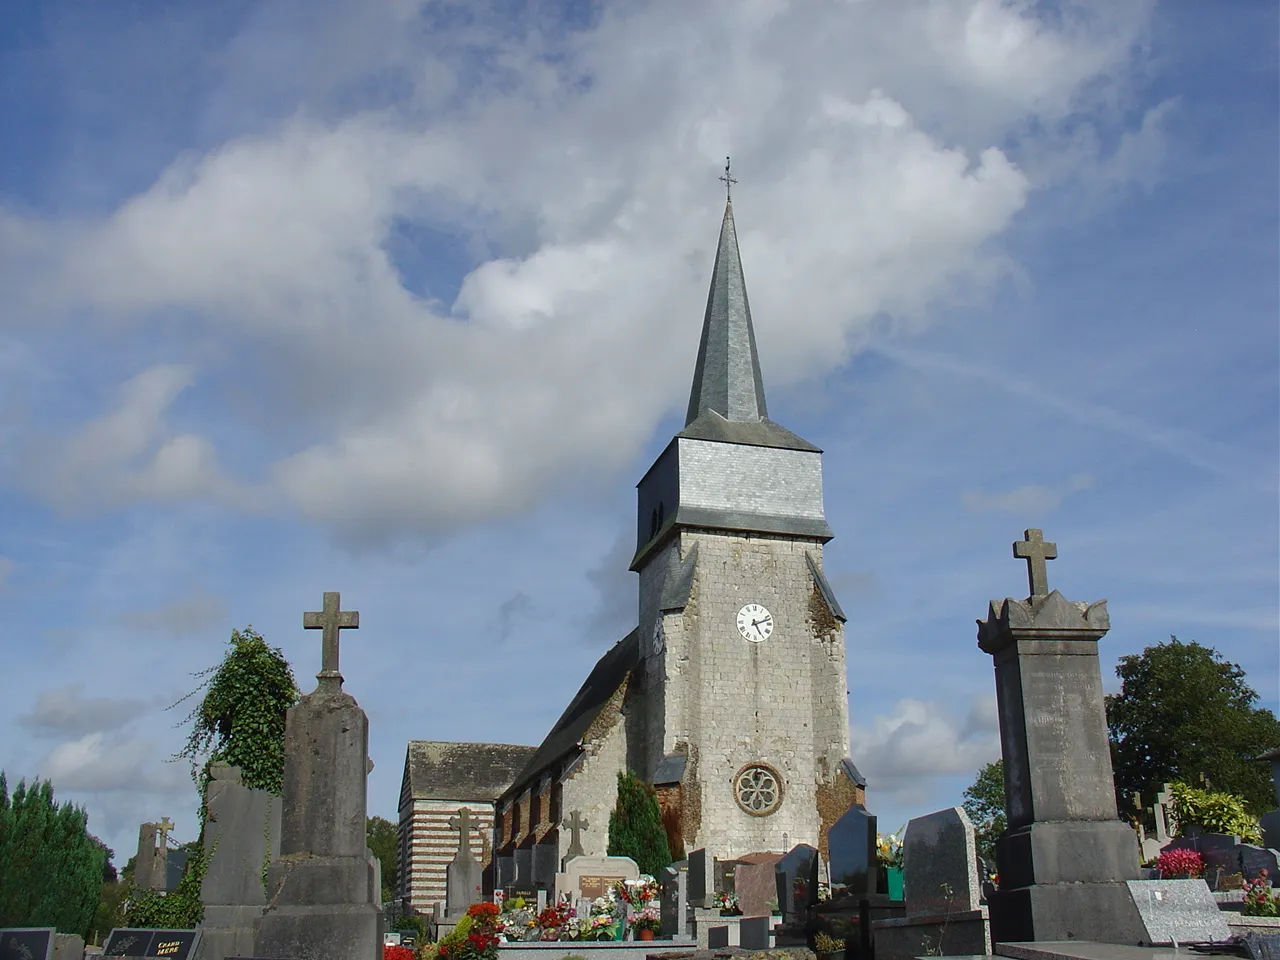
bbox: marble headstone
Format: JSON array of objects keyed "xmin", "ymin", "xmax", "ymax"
[
  {"xmin": 903, "ymin": 807, "xmax": 981, "ymax": 917},
  {"xmin": 735, "ymin": 853, "xmax": 782, "ymax": 917},
  {"xmin": 660, "ymin": 864, "xmax": 689, "ymax": 939},
  {"xmin": 688, "ymin": 849, "xmax": 712, "ymax": 907},
  {"xmin": 828, "ymin": 804, "xmax": 878, "ymax": 895},
  {"xmin": 740, "ymin": 915, "xmax": 771, "ymax": 950},
  {"xmin": 774, "ymin": 844, "xmax": 819, "ymax": 925},
  {"xmin": 1125, "ymin": 879, "xmax": 1231, "ymax": 944}
]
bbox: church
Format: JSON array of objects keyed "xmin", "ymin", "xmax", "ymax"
[{"xmin": 398, "ymin": 193, "xmax": 864, "ymax": 912}]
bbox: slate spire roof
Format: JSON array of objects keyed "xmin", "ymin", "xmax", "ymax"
[{"xmin": 686, "ymin": 200, "xmax": 769, "ymax": 425}]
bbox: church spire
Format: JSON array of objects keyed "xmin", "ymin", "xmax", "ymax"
[{"xmin": 686, "ymin": 171, "xmax": 768, "ymax": 426}]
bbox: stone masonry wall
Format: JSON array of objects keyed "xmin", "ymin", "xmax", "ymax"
[
  {"xmin": 640, "ymin": 530, "xmax": 849, "ymax": 859},
  {"xmin": 559, "ymin": 684, "xmax": 630, "ymax": 865}
]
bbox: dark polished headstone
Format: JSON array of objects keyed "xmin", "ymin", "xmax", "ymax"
[
  {"xmin": 103, "ymin": 928, "xmax": 201, "ymax": 958},
  {"xmin": 688, "ymin": 849, "xmax": 711, "ymax": 907},
  {"xmin": 496, "ymin": 853, "xmax": 515, "ymax": 889},
  {"xmin": 514, "ymin": 846, "xmax": 534, "ymax": 890},
  {"xmin": 775, "ymin": 844, "xmax": 819, "ymax": 924},
  {"xmin": 707, "ymin": 925, "xmax": 729, "ymax": 949},
  {"xmin": 0, "ymin": 928, "xmax": 54, "ymax": 960},
  {"xmin": 740, "ymin": 915, "xmax": 771, "ymax": 949},
  {"xmin": 828, "ymin": 804, "xmax": 877, "ymax": 895},
  {"xmin": 534, "ymin": 840, "xmax": 559, "ymax": 891}
]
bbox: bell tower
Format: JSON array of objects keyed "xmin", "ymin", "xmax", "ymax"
[{"xmin": 631, "ymin": 187, "xmax": 858, "ymax": 858}]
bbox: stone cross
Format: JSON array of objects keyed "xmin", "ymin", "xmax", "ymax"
[
  {"xmin": 1014, "ymin": 528, "xmax": 1057, "ymax": 597},
  {"xmin": 157, "ymin": 817, "xmax": 175, "ymax": 847},
  {"xmin": 303, "ymin": 591, "xmax": 359, "ymax": 686},
  {"xmin": 449, "ymin": 807, "xmax": 476, "ymax": 861},
  {"xmin": 1153, "ymin": 783, "xmax": 1173, "ymax": 841},
  {"xmin": 563, "ymin": 810, "xmax": 588, "ymax": 861}
]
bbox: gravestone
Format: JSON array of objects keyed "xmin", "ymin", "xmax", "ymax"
[
  {"xmin": 707, "ymin": 925, "xmax": 730, "ymax": 949},
  {"xmin": 197, "ymin": 762, "xmax": 282, "ymax": 960},
  {"xmin": 0, "ymin": 928, "xmax": 54, "ymax": 960},
  {"xmin": 103, "ymin": 928, "xmax": 201, "ymax": 958},
  {"xmin": 534, "ymin": 839, "xmax": 559, "ymax": 892},
  {"xmin": 134, "ymin": 822, "xmax": 161, "ymax": 892},
  {"xmin": 445, "ymin": 808, "xmax": 483, "ymax": 918},
  {"xmin": 775, "ymin": 844, "xmax": 818, "ymax": 925},
  {"xmin": 554, "ymin": 854, "xmax": 638, "ymax": 902},
  {"xmin": 903, "ymin": 807, "xmax": 981, "ymax": 917},
  {"xmin": 688, "ymin": 849, "xmax": 712, "ymax": 907},
  {"xmin": 659, "ymin": 863, "xmax": 689, "ymax": 939},
  {"xmin": 1257, "ymin": 747, "xmax": 1280, "ymax": 854},
  {"xmin": 563, "ymin": 811, "xmax": 588, "ymax": 865},
  {"xmin": 735, "ymin": 853, "xmax": 782, "ymax": 917},
  {"xmin": 254, "ymin": 591, "xmax": 381, "ymax": 960},
  {"xmin": 165, "ymin": 847, "xmax": 189, "ymax": 893},
  {"xmin": 739, "ymin": 915, "xmax": 771, "ymax": 950},
  {"xmin": 1244, "ymin": 932, "xmax": 1280, "ymax": 960},
  {"xmin": 496, "ymin": 853, "xmax": 515, "ymax": 889},
  {"xmin": 1162, "ymin": 833, "xmax": 1279, "ymax": 884},
  {"xmin": 512, "ymin": 845, "xmax": 534, "ymax": 896},
  {"xmin": 827, "ymin": 803, "xmax": 877, "ymax": 895},
  {"xmin": 979, "ymin": 530, "xmax": 1216, "ymax": 946},
  {"xmin": 1135, "ymin": 785, "xmax": 1174, "ymax": 864},
  {"xmin": 1125, "ymin": 879, "xmax": 1231, "ymax": 943},
  {"xmin": 153, "ymin": 817, "xmax": 175, "ymax": 893}
]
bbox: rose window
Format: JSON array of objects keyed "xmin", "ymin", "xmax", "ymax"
[{"xmin": 734, "ymin": 764, "xmax": 782, "ymax": 816}]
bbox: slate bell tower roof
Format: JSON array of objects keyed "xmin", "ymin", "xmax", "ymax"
[
  {"xmin": 679, "ymin": 199, "xmax": 817, "ymax": 452},
  {"xmin": 686, "ymin": 200, "xmax": 768, "ymax": 424}
]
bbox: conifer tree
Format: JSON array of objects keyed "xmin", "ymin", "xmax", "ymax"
[
  {"xmin": 607, "ymin": 771, "xmax": 672, "ymax": 877},
  {"xmin": 0, "ymin": 773, "xmax": 106, "ymax": 937}
]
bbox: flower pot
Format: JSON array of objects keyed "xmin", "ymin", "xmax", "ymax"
[{"xmin": 638, "ymin": 929, "xmax": 655, "ymax": 941}]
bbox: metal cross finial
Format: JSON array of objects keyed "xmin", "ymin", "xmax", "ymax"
[
  {"xmin": 303, "ymin": 591, "xmax": 359, "ymax": 688},
  {"xmin": 1013, "ymin": 529, "xmax": 1057, "ymax": 597},
  {"xmin": 719, "ymin": 156, "xmax": 738, "ymax": 202}
]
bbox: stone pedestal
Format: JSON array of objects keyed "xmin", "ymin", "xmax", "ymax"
[
  {"xmin": 197, "ymin": 763, "xmax": 282, "ymax": 960},
  {"xmin": 978, "ymin": 586, "xmax": 1147, "ymax": 945},
  {"xmin": 254, "ymin": 683, "xmax": 381, "ymax": 960}
]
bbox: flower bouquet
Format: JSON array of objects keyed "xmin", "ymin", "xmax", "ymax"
[
  {"xmin": 714, "ymin": 891, "xmax": 741, "ymax": 916},
  {"xmin": 616, "ymin": 875, "xmax": 660, "ymax": 908},
  {"xmin": 629, "ymin": 905, "xmax": 661, "ymax": 940}
]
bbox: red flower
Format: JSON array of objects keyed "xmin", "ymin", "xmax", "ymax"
[{"xmin": 384, "ymin": 946, "xmax": 415, "ymax": 960}]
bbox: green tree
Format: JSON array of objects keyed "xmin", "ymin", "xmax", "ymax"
[
  {"xmin": 367, "ymin": 816, "xmax": 398, "ymax": 902},
  {"xmin": 174, "ymin": 627, "xmax": 301, "ymax": 794},
  {"xmin": 0, "ymin": 773, "xmax": 106, "ymax": 937},
  {"xmin": 607, "ymin": 771, "xmax": 671, "ymax": 878},
  {"xmin": 961, "ymin": 759, "xmax": 1006, "ymax": 864},
  {"xmin": 1106, "ymin": 637, "xmax": 1280, "ymax": 816}
]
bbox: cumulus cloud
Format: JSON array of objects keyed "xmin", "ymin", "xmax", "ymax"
[
  {"xmin": 0, "ymin": 0, "xmax": 1162, "ymax": 542},
  {"xmin": 852, "ymin": 695, "xmax": 1001, "ymax": 805},
  {"xmin": 19, "ymin": 366, "xmax": 256, "ymax": 513},
  {"xmin": 38, "ymin": 732, "xmax": 189, "ymax": 794},
  {"xmin": 19, "ymin": 685, "xmax": 149, "ymax": 739},
  {"xmin": 961, "ymin": 473, "xmax": 1094, "ymax": 515},
  {"xmin": 118, "ymin": 588, "xmax": 228, "ymax": 636}
]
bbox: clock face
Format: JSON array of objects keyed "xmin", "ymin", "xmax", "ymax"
[
  {"xmin": 736, "ymin": 603, "xmax": 774, "ymax": 643},
  {"xmin": 649, "ymin": 618, "xmax": 664, "ymax": 656}
]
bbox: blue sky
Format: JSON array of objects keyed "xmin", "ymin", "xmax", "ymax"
[{"xmin": 1, "ymin": 0, "xmax": 1276, "ymax": 867}]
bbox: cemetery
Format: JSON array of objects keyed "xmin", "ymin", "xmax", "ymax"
[{"xmin": 2, "ymin": 156, "xmax": 1278, "ymax": 960}]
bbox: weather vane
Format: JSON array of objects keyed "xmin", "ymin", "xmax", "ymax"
[{"xmin": 719, "ymin": 156, "xmax": 738, "ymax": 201}]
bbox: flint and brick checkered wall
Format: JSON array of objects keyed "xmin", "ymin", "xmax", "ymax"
[{"xmin": 397, "ymin": 799, "xmax": 495, "ymax": 912}]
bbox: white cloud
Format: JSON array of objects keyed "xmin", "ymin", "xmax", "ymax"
[
  {"xmin": 38, "ymin": 732, "xmax": 188, "ymax": 794},
  {"xmin": 0, "ymin": 0, "xmax": 1162, "ymax": 542},
  {"xmin": 19, "ymin": 686, "xmax": 149, "ymax": 738},
  {"xmin": 961, "ymin": 473, "xmax": 1094, "ymax": 515},
  {"xmin": 851, "ymin": 696, "xmax": 1001, "ymax": 806},
  {"xmin": 118, "ymin": 588, "xmax": 228, "ymax": 636},
  {"xmin": 20, "ymin": 366, "xmax": 256, "ymax": 513}
]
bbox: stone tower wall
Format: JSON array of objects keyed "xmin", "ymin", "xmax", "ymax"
[{"xmin": 640, "ymin": 529, "xmax": 849, "ymax": 859}]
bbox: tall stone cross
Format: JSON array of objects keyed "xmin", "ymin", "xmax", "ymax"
[
  {"xmin": 303, "ymin": 591, "xmax": 359, "ymax": 687},
  {"xmin": 563, "ymin": 810, "xmax": 588, "ymax": 861},
  {"xmin": 1013, "ymin": 528, "xmax": 1057, "ymax": 597},
  {"xmin": 449, "ymin": 807, "xmax": 476, "ymax": 862},
  {"xmin": 157, "ymin": 817, "xmax": 175, "ymax": 848}
]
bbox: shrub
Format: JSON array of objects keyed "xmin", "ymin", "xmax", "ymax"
[
  {"xmin": 1154, "ymin": 848, "xmax": 1205, "ymax": 878},
  {"xmin": 607, "ymin": 771, "xmax": 672, "ymax": 877},
  {"xmin": 1168, "ymin": 782, "xmax": 1262, "ymax": 842}
]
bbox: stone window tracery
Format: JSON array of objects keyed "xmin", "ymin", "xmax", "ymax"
[{"xmin": 733, "ymin": 763, "xmax": 783, "ymax": 816}]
